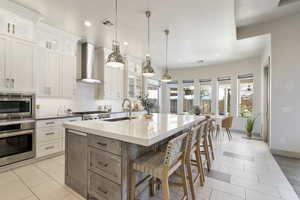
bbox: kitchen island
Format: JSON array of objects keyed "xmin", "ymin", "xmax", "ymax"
[{"xmin": 63, "ymin": 113, "xmax": 206, "ymax": 200}]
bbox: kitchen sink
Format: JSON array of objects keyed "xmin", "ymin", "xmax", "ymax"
[{"xmin": 103, "ymin": 117, "xmax": 136, "ymax": 122}]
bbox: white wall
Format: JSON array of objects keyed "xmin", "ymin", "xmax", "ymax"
[
  {"xmin": 238, "ymin": 13, "xmax": 300, "ymax": 156},
  {"xmin": 163, "ymin": 57, "xmax": 263, "ymax": 133}
]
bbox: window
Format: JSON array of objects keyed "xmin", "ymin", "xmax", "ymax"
[
  {"xmin": 183, "ymin": 80, "xmax": 194, "ymax": 113},
  {"xmin": 199, "ymin": 79, "xmax": 212, "ymax": 114},
  {"xmin": 218, "ymin": 77, "xmax": 231, "ymax": 115},
  {"xmin": 147, "ymin": 79, "xmax": 160, "ymax": 113},
  {"xmin": 168, "ymin": 81, "xmax": 178, "ymax": 113},
  {"xmin": 238, "ymin": 74, "xmax": 254, "ymax": 117}
]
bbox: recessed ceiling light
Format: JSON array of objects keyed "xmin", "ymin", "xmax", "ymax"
[
  {"xmin": 123, "ymin": 41, "xmax": 129, "ymax": 46},
  {"xmin": 84, "ymin": 21, "xmax": 92, "ymax": 27}
]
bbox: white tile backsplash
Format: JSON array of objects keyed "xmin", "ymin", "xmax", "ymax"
[{"xmin": 36, "ymin": 82, "xmax": 122, "ymax": 117}]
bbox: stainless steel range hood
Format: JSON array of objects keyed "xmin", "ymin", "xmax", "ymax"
[{"xmin": 79, "ymin": 42, "xmax": 102, "ymax": 84}]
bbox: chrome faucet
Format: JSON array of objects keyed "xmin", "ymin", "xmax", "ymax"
[{"xmin": 122, "ymin": 98, "xmax": 133, "ymax": 120}]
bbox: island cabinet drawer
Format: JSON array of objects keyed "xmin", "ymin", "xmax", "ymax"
[
  {"xmin": 88, "ymin": 171, "xmax": 121, "ymax": 200},
  {"xmin": 88, "ymin": 147, "xmax": 121, "ymax": 184},
  {"xmin": 88, "ymin": 135, "xmax": 121, "ymax": 155}
]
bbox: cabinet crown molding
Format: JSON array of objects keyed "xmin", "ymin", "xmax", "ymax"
[{"xmin": 0, "ymin": 0, "xmax": 42, "ymax": 23}]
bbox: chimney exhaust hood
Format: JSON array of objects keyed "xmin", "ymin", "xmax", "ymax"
[{"xmin": 79, "ymin": 42, "xmax": 102, "ymax": 84}]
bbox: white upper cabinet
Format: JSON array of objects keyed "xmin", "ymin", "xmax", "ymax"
[
  {"xmin": 0, "ymin": 34, "xmax": 35, "ymax": 92},
  {"xmin": 0, "ymin": 34, "xmax": 9, "ymax": 90},
  {"xmin": 35, "ymin": 46, "xmax": 77, "ymax": 98},
  {"xmin": 0, "ymin": 9, "xmax": 35, "ymax": 41},
  {"xmin": 10, "ymin": 38, "xmax": 35, "ymax": 92},
  {"xmin": 61, "ymin": 55, "xmax": 76, "ymax": 97}
]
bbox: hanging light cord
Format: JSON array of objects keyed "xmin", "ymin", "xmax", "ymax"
[
  {"xmin": 146, "ymin": 11, "xmax": 151, "ymax": 55},
  {"xmin": 165, "ymin": 29, "xmax": 169, "ymax": 73},
  {"xmin": 115, "ymin": 0, "xmax": 118, "ymax": 42}
]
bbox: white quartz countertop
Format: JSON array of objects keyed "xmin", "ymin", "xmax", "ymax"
[{"xmin": 63, "ymin": 113, "xmax": 205, "ymax": 146}]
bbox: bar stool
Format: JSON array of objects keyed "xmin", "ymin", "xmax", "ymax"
[
  {"xmin": 130, "ymin": 132, "xmax": 190, "ymax": 200},
  {"xmin": 200, "ymin": 122, "xmax": 212, "ymax": 171},
  {"xmin": 207, "ymin": 119, "xmax": 215, "ymax": 160},
  {"xmin": 186, "ymin": 122, "xmax": 206, "ymax": 200}
]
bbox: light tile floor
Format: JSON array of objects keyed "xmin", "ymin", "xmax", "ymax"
[{"xmin": 0, "ymin": 132, "xmax": 298, "ymax": 200}]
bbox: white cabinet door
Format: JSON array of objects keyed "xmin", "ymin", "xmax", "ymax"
[
  {"xmin": 0, "ymin": 11, "xmax": 9, "ymax": 35},
  {"xmin": 47, "ymin": 51, "xmax": 61, "ymax": 96},
  {"xmin": 35, "ymin": 46, "xmax": 49, "ymax": 96},
  {"xmin": 0, "ymin": 34, "xmax": 9, "ymax": 90},
  {"xmin": 11, "ymin": 16, "xmax": 35, "ymax": 41},
  {"xmin": 10, "ymin": 38, "xmax": 34, "ymax": 91},
  {"xmin": 61, "ymin": 55, "xmax": 76, "ymax": 97}
]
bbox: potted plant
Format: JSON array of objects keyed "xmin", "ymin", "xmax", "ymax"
[
  {"xmin": 192, "ymin": 105, "xmax": 201, "ymax": 115},
  {"xmin": 246, "ymin": 116, "xmax": 257, "ymax": 138},
  {"xmin": 138, "ymin": 95, "xmax": 154, "ymax": 119}
]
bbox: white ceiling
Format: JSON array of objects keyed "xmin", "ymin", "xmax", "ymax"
[
  {"xmin": 11, "ymin": 0, "xmax": 269, "ymax": 69},
  {"xmin": 236, "ymin": 0, "xmax": 300, "ymax": 27}
]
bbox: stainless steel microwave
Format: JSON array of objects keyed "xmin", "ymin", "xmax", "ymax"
[{"xmin": 0, "ymin": 93, "xmax": 35, "ymax": 120}]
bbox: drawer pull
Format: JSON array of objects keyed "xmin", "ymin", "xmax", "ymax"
[
  {"xmin": 46, "ymin": 121, "xmax": 55, "ymax": 125},
  {"xmin": 97, "ymin": 161, "xmax": 109, "ymax": 167},
  {"xmin": 96, "ymin": 142, "xmax": 107, "ymax": 147},
  {"xmin": 45, "ymin": 145, "xmax": 55, "ymax": 150},
  {"xmin": 97, "ymin": 187, "xmax": 108, "ymax": 195},
  {"xmin": 45, "ymin": 132, "xmax": 55, "ymax": 136}
]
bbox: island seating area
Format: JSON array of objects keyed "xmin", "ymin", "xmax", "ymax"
[{"xmin": 63, "ymin": 114, "xmax": 218, "ymax": 200}]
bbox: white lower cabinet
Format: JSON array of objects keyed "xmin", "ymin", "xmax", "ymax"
[{"xmin": 36, "ymin": 116, "xmax": 82, "ymax": 158}]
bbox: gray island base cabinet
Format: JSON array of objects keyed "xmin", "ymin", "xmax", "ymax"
[
  {"xmin": 63, "ymin": 114, "xmax": 205, "ymax": 200},
  {"xmin": 65, "ymin": 129, "xmax": 159, "ymax": 200}
]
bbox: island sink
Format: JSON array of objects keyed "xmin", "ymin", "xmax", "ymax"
[{"xmin": 103, "ymin": 116, "xmax": 137, "ymax": 122}]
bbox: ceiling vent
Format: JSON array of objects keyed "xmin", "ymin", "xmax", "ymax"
[
  {"xmin": 101, "ymin": 19, "xmax": 114, "ymax": 28},
  {"xmin": 278, "ymin": 0, "xmax": 300, "ymax": 7}
]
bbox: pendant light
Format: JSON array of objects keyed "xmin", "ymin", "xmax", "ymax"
[
  {"xmin": 161, "ymin": 29, "xmax": 172, "ymax": 82},
  {"xmin": 106, "ymin": 0, "xmax": 125, "ymax": 68},
  {"xmin": 142, "ymin": 11, "xmax": 155, "ymax": 77}
]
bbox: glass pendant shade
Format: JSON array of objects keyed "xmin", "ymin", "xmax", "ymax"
[
  {"xmin": 106, "ymin": 0, "xmax": 124, "ymax": 68},
  {"xmin": 142, "ymin": 55, "xmax": 154, "ymax": 77},
  {"xmin": 106, "ymin": 41, "xmax": 125, "ymax": 68},
  {"xmin": 161, "ymin": 71, "xmax": 172, "ymax": 82},
  {"xmin": 161, "ymin": 29, "xmax": 172, "ymax": 82},
  {"xmin": 142, "ymin": 10, "xmax": 155, "ymax": 77}
]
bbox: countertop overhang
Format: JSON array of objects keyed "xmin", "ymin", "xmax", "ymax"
[{"xmin": 63, "ymin": 114, "xmax": 205, "ymax": 146}]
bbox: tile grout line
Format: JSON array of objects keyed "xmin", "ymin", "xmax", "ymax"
[{"xmin": 12, "ymin": 170, "xmax": 41, "ymax": 200}]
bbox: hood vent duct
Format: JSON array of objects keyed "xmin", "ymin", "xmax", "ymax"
[{"xmin": 79, "ymin": 42, "xmax": 102, "ymax": 84}]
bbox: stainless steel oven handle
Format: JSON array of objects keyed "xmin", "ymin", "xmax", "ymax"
[{"xmin": 0, "ymin": 130, "xmax": 33, "ymax": 139}]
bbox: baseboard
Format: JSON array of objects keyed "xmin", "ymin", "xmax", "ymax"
[
  {"xmin": 271, "ymin": 149, "xmax": 300, "ymax": 159},
  {"xmin": 0, "ymin": 151, "xmax": 64, "ymax": 173}
]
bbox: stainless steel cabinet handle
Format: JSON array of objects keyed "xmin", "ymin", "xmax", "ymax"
[
  {"xmin": 96, "ymin": 142, "xmax": 107, "ymax": 147},
  {"xmin": 46, "ymin": 121, "xmax": 55, "ymax": 125},
  {"xmin": 12, "ymin": 79, "xmax": 14, "ymax": 88},
  {"xmin": 8, "ymin": 23, "xmax": 10, "ymax": 33},
  {"xmin": 45, "ymin": 132, "xmax": 55, "ymax": 136},
  {"xmin": 5, "ymin": 78, "xmax": 9, "ymax": 88},
  {"xmin": 45, "ymin": 145, "xmax": 55, "ymax": 150},
  {"xmin": 97, "ymin": 187, "xmax": 108, "ymax": 195},
  {"xmin": 97, "ymin": 161, "xmax": 109, "ymax": 167},
  {"xmin": 12, "ymin": 24, "xmax": 15, "ymax": 34}
]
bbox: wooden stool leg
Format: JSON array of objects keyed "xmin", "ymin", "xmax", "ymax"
[
  {"xmin": 161, "ymin": 175, "xmax": 170, "ymax": 200},
  {"xmin": 130, "ymin": 166, "xmax": 136, "ymax": 200},
  {"xmin": 226, "ymin": 128, "xmax": 231, "ymax": 141},
  {"xmin": 195, "ymin": 147, "xmax": 205, "ymax": 186},
  {"xmin": 208, "ymin": 133, "xmax": 215, "ymax": 160},
  {"xmin": 181, "ymin": 164, "xmax": 190, "ymax": 200},
  {"xmin": 186, "ymin": 158, "xmax": 196, "ymax": 200},
  {"xmin": 203, "ymin": 136, "xmax": 211, "ymax": 171}
]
